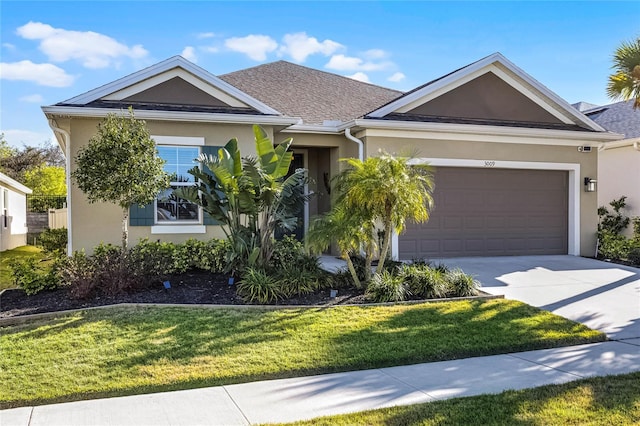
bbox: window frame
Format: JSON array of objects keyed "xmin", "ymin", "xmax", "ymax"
[{"xmin": 153, "ymin": 141, "xmax": 203, "ymax": 226}]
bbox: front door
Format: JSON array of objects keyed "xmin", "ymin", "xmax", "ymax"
[{"xmin": 275, "ymin": 151, "xmax": 306, "ymax": 241}]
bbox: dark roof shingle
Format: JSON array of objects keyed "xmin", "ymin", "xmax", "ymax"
[
  {"xmin": 584, "ymin": 100, "xmax": 640, "ymax": 139},
  {"xmin": 219, "ymin": 61, "xmax": 402, "ymax": 125}
]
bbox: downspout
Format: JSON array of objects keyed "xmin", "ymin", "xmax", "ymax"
[
  {"xmin": 344, "ymin": 127, "xmax": 364, "ymax": 161},
  {"xmin": 48, "ymin": 120, "xmax": 72, "ymax": 255}
]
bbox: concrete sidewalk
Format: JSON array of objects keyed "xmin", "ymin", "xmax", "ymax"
[{"xmin": 3, "ymin": 340, "xmax": 639, "ymax": 426}]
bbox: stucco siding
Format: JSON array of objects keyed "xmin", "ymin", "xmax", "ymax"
[
  {"xmin": 68, "ymin": 118, "xmax": 267, "ymax": 252},
  {"xmin": 598, "ymin": 145, "xmax": 640, "ymax": 237}
]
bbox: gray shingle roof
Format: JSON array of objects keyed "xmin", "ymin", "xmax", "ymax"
[
  {"xmin": 584, "ymin": 100, "xmax": 640, "ymax": 139},
  {"xmin": 219, "ymin": 61, "xmax": 402, "ymax": 125}
]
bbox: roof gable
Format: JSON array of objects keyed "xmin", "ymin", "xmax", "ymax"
[
  {"xmin": 584, "ymin": 100, "xmax": 640, "ymax": 139},
  {"xmin": 61, "ymin": 56, "xmax": 281, "ymax": 115},
  {"xmin": 368, "ymin": 53, "xmax": 605, "ymax": 132}
]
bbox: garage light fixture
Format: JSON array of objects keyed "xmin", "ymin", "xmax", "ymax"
[{"xmin": 584, "ymin": 177, "xmax": 597, "ymax": 192}]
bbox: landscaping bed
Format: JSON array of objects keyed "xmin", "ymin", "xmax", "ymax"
[{"xmin": 1, "ymin": 269, "xmax": 499, "ymax": 319}]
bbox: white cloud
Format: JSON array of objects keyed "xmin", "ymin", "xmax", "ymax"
[
  {"xmin": 363, "ymin": 49, "xmax": 387, "ymax": 60},
  {"xmin": 388, "ymin": 72, "xmax": 406, "ymax": 82},
  {"xmin": 347, "ymin": 72, "xmax": 370, "ymax": 83},
  {"xmin": 278, "ymin": 32, "xmax": 343, "ymax": 62},
  {"xmin": 16, "ymin": 21, "xmax": 148, "ymax": 69},
  {"xmin": 2, "ymin": 42, "xmax": 15, "ymax": 50},
  {"xmin": 197, "ymin": 32, "xmax": 216, "ymax": 39},
  {"xmin": 0, "ymin": 60, "xmax": 75, "ymax": 87},
  {"xmin": 1, "ymin": 129, "xmax": 55, "ymax": 148},
  {"xmin": 325, "ymin": 54, "xmax": 391, "ymax": 72},
  {"xmin": 225, "ymin": 34, "xmax": 277, "ymax": 61},
  {"xmin": 181, "ymin": 46, "xmax": 197, "ymax": 63},
  {"xmin": 19, "ymin": 94, "xmax": 44, "ymax": 103}
]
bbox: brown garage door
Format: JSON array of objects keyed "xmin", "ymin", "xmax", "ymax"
[{"xmin": 399, "ymin": 167, "xmax": 568, "ymax": 259}]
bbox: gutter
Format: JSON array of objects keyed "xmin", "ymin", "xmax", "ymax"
[
  {"xmin": 48, "ymin": 119, "xmax": 73, "ymax": 255},
  {"xmin": 344, "ymin": 127, "xmax": 364, "ymax": 161},
  {"xmin": 598, "ymin": 137, "xmax": 640, "ymax": 152}
]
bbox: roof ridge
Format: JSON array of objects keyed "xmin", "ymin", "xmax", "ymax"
[{"xmin": 220, "ymin": 60, "xmax": 403, "ymax": 95}]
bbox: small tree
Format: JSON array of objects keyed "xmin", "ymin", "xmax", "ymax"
[{"xmin": 72, "ymin": 109, "xmax": 169, "ymax": 250}]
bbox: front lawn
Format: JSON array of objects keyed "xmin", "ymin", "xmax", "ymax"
[
  {"xmin": 0, "ymin": 299, "xmax": 605, "ymax": 408},
  {"xmin": 0, "ymin": 246, "xmax": 46, "ymax": 291},
  {"xmin": 282, "ymin": 372, "xmax": 640, "ymax": 425}
]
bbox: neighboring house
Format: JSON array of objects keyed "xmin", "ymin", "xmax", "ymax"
[
  {"xmin": 0, "ymin": 172, "xmax": 32, "ymax": 251},
  {"xmin": 42, "ymin": 53, "xmax": 620, "ymax": 259},
  {"xmin": 576, "ymin": 100, "xmax": 640, "ymax": 237}
]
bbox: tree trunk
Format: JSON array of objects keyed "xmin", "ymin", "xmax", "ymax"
[
  {"xmin": 122, "ymin": 207, "xmax": 129, "ymax": 252},
  {"xmin": 376, "ymin": 219, "xmax": 393, "ymax": 275},
  {"xmin": 344, "ymin": 251, "xmax": 362, "ymax": 289}
]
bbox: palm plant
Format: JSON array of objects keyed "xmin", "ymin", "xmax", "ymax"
[
  {"xmin": 334, "ymin": 153, "xmax": 434, "ymax": 275},
  {"xmin": 607, "ymin": 37, "xmax": 640, "ymax": 108},
  {"xmin": 176, "ymin": 125, "xmax": 307, "ymax": 270},
  {"xmin": 306, "ymin": 203, "xmax": 373, "ymax": 288}
]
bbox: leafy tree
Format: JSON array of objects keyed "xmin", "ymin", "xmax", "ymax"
[
  {"xmin": 176, "ymin": 125, "xmax": 307, "ymax": 270},
  {"xmin": 607, "ymin": 37, "xmax": 640, "ymax": 108},
  {"xmin": 72, "ymin": 109, "xmax": 169, "ymax": 250},
  {"xmin": 23, "ymin": 165, "xmax": 66, "ymax": 195},
  {"xmin": 0, "ymin": 135, "xmax": 64, "ymax": 182}
]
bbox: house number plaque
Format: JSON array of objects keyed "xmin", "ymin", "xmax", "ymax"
[{"xmin": 484, "ymin": 161, "xmax": 496, "ymax": 167}]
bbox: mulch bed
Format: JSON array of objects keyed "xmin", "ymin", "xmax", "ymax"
[{"xmin": 0, "ymin": 271, "xmax": 367, "ymax": 319}]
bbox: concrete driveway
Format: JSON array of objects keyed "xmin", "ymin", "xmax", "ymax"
[{"xmin": 439, "ymin": 255, "xmax": 640, "ymax": 341}]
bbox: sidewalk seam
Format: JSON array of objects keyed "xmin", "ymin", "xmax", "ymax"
[
  {"xmin": 506, "ymin": 353, "xmax": 586, "ymax": 379},
  {"xmin": 222, "ymin": 386, "xmax": 251, "ymax": 426},
  {"xmin": 377, "ymin": 368, "xmax": 437, "ymax": 401},
  {"xmin": 27, "ymin": 406, "xmax": 34, "ymax": 426}
]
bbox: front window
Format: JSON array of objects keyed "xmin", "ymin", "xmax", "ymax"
[{"xmin": 156, "ymin": 146, "xmax": 200, "ymax": 223}]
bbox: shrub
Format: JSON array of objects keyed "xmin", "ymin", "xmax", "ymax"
[
  {"xmin": 598, "ymin": 230, "xmax": 631, "ymax": 260},
  {"xmin": 38, "ymin": 228, "xmax": 68, "ymax": 254},
  {"xmin": 628, "ymin": 246, "xmax": 640, "ymax": 266},
  {"xmin": 9, "ymin": 257, "xmax": 60, "ymax": 295},
  {"xmin": 399, "ymin": 264, "xmax": 449, "ymax": 299},
  {"xmin": 182, "ymin": 238, "xmax": 230, "ymax": 273},
  {"xmin": 237, "ymin": 267, "xmax": 282, "ymax": 304},
  {"xmin": 446, "ymin": 268, "xmax": 480, "ymax": 297},
  {"xmin": 365, "ymin": 270, "xmax": 411, "ymax": 303},
  {"xmin": 128, "ymin": 239, "xmax": 178, "ymax": 277},
  {"xmin": 59, "ymin": 244, "xmax": 152, "ymax": 299}
]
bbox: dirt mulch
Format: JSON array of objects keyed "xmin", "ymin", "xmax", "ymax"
[{"xmin": 0, "ymin": 271, "xmax": 367, "ymax": 319}]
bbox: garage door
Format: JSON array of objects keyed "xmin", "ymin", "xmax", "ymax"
[{"xmin": 399, "ymin": 167, "xmax": 568, "ymax": 259}]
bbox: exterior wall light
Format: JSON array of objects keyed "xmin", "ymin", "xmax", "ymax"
[{"xmin": 584, "ymin": 177, "xmax": 597, "ymax": 192}]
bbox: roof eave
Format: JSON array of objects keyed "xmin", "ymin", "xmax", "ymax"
[
  {"xmin": 42, "ymin": 105, "xmax": 301, "ymax": 126},
  {"xmin": 0, "ymin": 172, "xmax": 32, "ymax": 194},
  {"xmin": 347, "ymin": 118, "xmax": 623, "ymax": 142}
]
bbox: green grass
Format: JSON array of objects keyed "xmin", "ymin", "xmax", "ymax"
[
  {"xmin": 282, "ymin": 372, "xmax": 640, "ymax": 425},
  {"xmin": 0, "ymin": 245, "xmax": 46, "ymax": 291},
  {"xmin": 0, "ymin": 300, "xmax": 605, "ymax": 408}
]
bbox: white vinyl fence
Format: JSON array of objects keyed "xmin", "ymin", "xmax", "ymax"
[{"xmin": 48, "ymin": 208, "xmax": 68, "ymax": 229}]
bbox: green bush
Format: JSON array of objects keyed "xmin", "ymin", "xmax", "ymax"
[
  {"xmin": 9, "ymin": 257, "xmax": 60, "ymax": 295},
  {"xmin": 237, "ymin": 267, "xmax": 282, "ymax": 304},
  {"xmin": 38, "ymin": 228, "xmax": 68, "ymax": 254},
  {"xmin": 446, "ymin": 268, "xmax": 480, "ymax": 297},
  {"xmin": 182, "ymin": 238, "xmax": 230, "ymax": 273},
  {"xmin": 598, "ymin": 230, "xmax": 631, "ymax": 260},
  {"xmin": 366, "ymin": 270, "xmax": 411, "ymax": 302},
  {"xmin": 400, "ymin": 263, "xmax": 449, "ymax": 299},
  {"xmin": 628, "ymin": 246, "xmax": 640, "ymax": 266},
  {"xmin": 277, "ymin": 265, "xmax": 323, "ymax": 298}
]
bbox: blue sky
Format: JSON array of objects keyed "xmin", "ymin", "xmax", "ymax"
[{"xmin": 1, "ymin": 1, "xmax": 638, "ymax": 148}]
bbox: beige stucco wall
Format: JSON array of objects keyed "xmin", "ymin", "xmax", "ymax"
[
  {"xmin": 66, "ymin": 118, "xmax": 269, "ymax": 252},
  {"xmin": 598, "ymin": 145, "xmax": 640, "ymax": 238},
  {"xmin": 363, "ymin": 133, "xmax": 599, "ymax": 256}
]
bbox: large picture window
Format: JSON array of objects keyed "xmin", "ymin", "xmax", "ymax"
[{"xmin": 156, "ymin": 146, "xmax": 200, "ymax": 223}]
